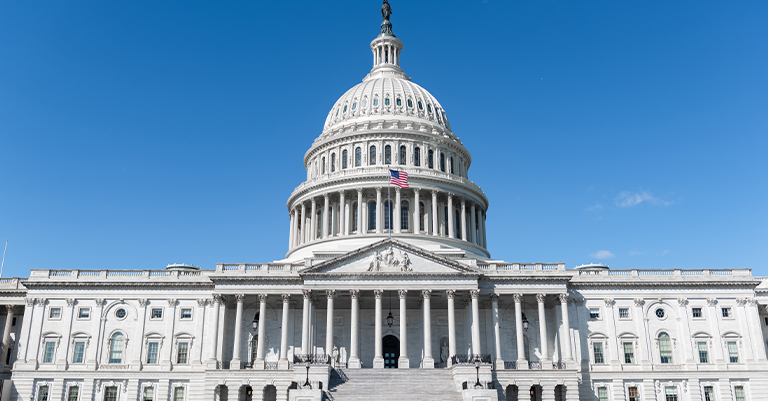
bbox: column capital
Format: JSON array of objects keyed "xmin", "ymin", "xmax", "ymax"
[
  {"xmin": 558, "ymin": 293, "xmax": 569, "ymax": 303},
  {"xmin": 706, "ymin": 297, "xmax": 717, "ymax": 306},
  {"xmin": 536, "ymin": 293, "xmax": 546, "ymax": 303},
  {"xmin": 398, "ymin": 289, "xmax": 408, "ymax": 299},
  {"xmin": 634, "ymin": 298, "xmax": 645, "ymax": 307},
  {"xmin": 167, "ymin": 298, "xmax": 178, "ymax": 307},
  {"xmin": 677, "ymin": 297, "xmax": 688, "ymax": 306},
  {"xmin": 349, "ymin": 290, "xmax": 360, "ymax": 299},
  {"xmin": 413, "ymin": 188, "xmax": 420, "ymax": 194},
  {"xmin": 603, "ymin": 298, "xmax": 614, "ymax": 307},
  {"xmin": 356, "ymin": 187, "xmax": 364, "ymax": 194},
  {"xmin": 197, "ymin": 299, "xmax": 208, "ymax": 307},
  {"xmin": 446, "ymin": 192, "xmax": 453, "ymax": 199},
  {"xmin": 66, "ymin": 298, "xmax": 76, "ymax": 307},
  {"xmin": 421, "ymin": 289, "xmax": 432, "ymax": 299},
  {"xmin": 282, "ymin": 294, "xmax": 291, "ymax": 303},
  {"xmin": 374, "ymin": 289, "xmax": 383, "ymax": 299},
  {"xmin": 323, "ymin": 193, "xmax": 329, "ymax": 200},
  {"xmin": 234, "ymin": 294, "xmax": 245, "ymax": 303},
  {"xmin": 25, "ymin": 298, "xmax": 36, "ymax": 307},
  {"xmin": 212, "ymin": 294, "xmax": 223, "ymax": 304},
  {"xmin": 445, "ymin": 289, "xmax": 456, "ymax": 299},
  {"xmin": 258, "ymin": 294, "xmax": 268, "ymax": 303},
  {"xmin": 470, "ymin": 289, "xmax": 480, "ymax": 299},
  {"xmin": 5, "ymin": 305, "xmax": 15, "ymax": 313},
  {"xmin": 302, "ymin": 289, "xmax": 312, "ymax": 299},
  {"xmin": 339, "ymin": 190, "xmax": 346, "ymax": 196},
  {"xmin": 490, "ymin": 294, "xmax": 499, "ymax": 302},
  {"xmin": 513, "ymin": 293, "xmax": 523, "ymax": 303},
  {"xmin": 375, "ymin": 187, "xmax": 382, "ymax": 193},
  {"xmin": 326, "ymin": 290, "xmax": 336, "ymax": 299},
  {"xmin": 431, "ymin": 190, "xmax": 439, "ymax": 196},
  {"xmin": 311, "ymin": 198, "xmax": 317, "ymax": 205}
]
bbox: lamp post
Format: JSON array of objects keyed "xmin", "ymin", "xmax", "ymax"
[
  {"xmin": 474, "ymin": 356, "xmax": 481, "ymax": 388},
  {"xmin": 304, "ymin": 360, "xmax": 311, "ymax": 388},
  {"xmin": 522, "ymin": 313, "xmax": 529, "ymax": 331}
]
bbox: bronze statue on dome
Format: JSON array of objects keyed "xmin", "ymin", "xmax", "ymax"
[{"xmin": 382, "ymin": 0, "xmax": 392, "ymax": 22}]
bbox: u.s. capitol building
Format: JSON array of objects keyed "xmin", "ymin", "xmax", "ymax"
[{"xmin": 2, "ymin": 3, "xmax": 767, "ymax": 401}]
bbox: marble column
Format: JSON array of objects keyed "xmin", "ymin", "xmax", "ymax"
[
  {"xmin": 492, "ymin": 295, "xmax": 503, "ymax": 369},
  {"xmin": 537, "ymin": 294, "xmax": 551, "ymax": 368},
  {"xmin": 447, "ymin": 290, "xmax": 456, "ymax": 365},
  {"xmin": 356, "ymin": 188, "xmax": 363, "ymax": 235},
  {"xmin": 0, "ymin": 306, "xmax": 14, "ymax": 372},
  {"xmin": 481, "ymin": 210, "xmax": 487, "ymax": 247},
  {"xmin": 289, "ymin": 210, "xmax": 296, "ymax": 249},
  {"xmin": 394, "ymin": 187, "xmax": 401, "ymax": 233},
  {"xmin": 431, "ymin": 191, "xmax": 438, "ymax": 236},
  {"xmin": 460, "ymin": 199, "xmax": 467, "ymax": 241},
  {"xmin": 207, "ymin": 295, "xmax": 221, "ymax": 368},
  {"xmin": 374, "ymin": 290, "xmax": 384, "ymax": 368},
  {"xmin": 339, "ymin": 191, "xmax": 346, "ymax": 236},
  {"xmin": 230, "ymin": 294, "xmax": 244, "ymax": 370},
  {"xmin": 376, "ymin": 187, "xmax": 383, "ymax": 234},
  {"xmin": 470, "ymin": 204, "xmax": 477, "ymax": 244},
  {"xmin": 514, "ymin": 294, "xmax": 527, "ymax": 369},
  {"xmin": 279, "ymin": 295, "xmax": 290, "ymax": 370},
  {"xmin": 325, "ymin": 290, "xmax": 335, "ymax": 364},
  {"xmin": 310, "ymin": 198, "xmax": 317, "ymax": 241},
  {"xmin": 413, "ymin": 189, "xmax": 420, "ymax": 233},
  {"xmin": 447, "ymin": 194, "xmax": 455, "ymax": 239},
  {"xmin": 255, "ymin": 294, "xmax": 267, "ymax": 369},
  {"xmin": 301, "ymin": 290, "xmax": 311, "ymax": 355},
  {"xmin": 422, "ymin": 290, "xmax": 434, "ymax": 368},
  {"xmin": 348, "ymin": 290, "xmax": 361, "ymax": 368},
  {"xmin": 300, "ymin": 204, "xmax": 306, "ymax": 244},
  {"xmin": 559, "ymin": 294, "xmax": 574, "ymax": 363},
  {"xmin": 470, "ymin": 290, "xmax": 481, "ymax": 355},
  {"xmin": 399, "ymin": 290, "xmax": 409, "ymax": 368},
  {"xmin": 322, "ymin": 194, "xmax": 329, "ymax": 239}
]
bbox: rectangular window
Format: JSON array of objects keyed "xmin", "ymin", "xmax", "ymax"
[
  {"xmin": 597, "ymin": 387, "xmax": 608, "ymax": 401},
  {"xmin": 151, "ymin": 308, "xmax": 163, "ymax": 319},
  {"xmin": 623, "ymin": 342, "xmax": 635, "ymax": 364},
  {"xmin": 37, "ymin": 385, "xmax": 49, "ymax": 401},
  {"xmin": 78, "ymin": 308, "xmax": 90, "ymax": 319},
  {"xmin": 177, "ymin": 342, "xmax": 189, "ymax": 364},
  {"xmin": 593, "ymin": 342, "xmax": 604, "ymax": 364},
  {"xmin": 589, "ymin": 308, "xmax": 601, "ymax": 319},
  {"xmin": 49, "ymin": 307, "xmax": 61, "ymax": 319},
  {"xmin": 628, "ymin": 387, "xmax": 639, "ymax": 401},
  {"xmin": 727, "ymin": 341, "xmax": 739, "ymax": 363},
  {"xmin": 692, "ymin": 307, "xmax": 703, "ymax": 318},
  {"xmin": 173, "ymin": 387, "xmax": 185, "ymax": 401},
  {"xmin": 43, "ymin": 341, "xmax": 55, "ymax": 363},
  {"xmin": 665, "ymin": 386, "xmax": 678, "ymax": 401},
  {"xmin": 146, "ymin": 342, "xmax": 159, "ymax": 364},
  {"xmin": 67, "ymin": 386, "xmax": 79, "ymax": 401},
  {"xmin": 721, "ymin": 307, "xmax": 731, "ymax": 318},
  {"xmin": 180, "ymin": 308, "xmax": 192, "ymax": 319},
  {"xmin": 103, "ymin": 386, "xmax": 118, "ymax": 401},
  {"xmin": 734, "ymin": 386, "xmax": 745, "ymax": 401},
  {"xmin": 143, "ymin": 387, "xmax": 154, "ymax": 401},
  {"xmin": 618, "ymin": 308, "xmax": 629, "ymax": 318},
  {"xmin": 697, "ymin": 341, "xmax": 709, "ymax": 363},
  {"xmin": 703, "ymin": 386, "xmax": 715, "ymax": 401},
  {"xmin": 73, "ymin": 341, "xmax": 85, "ymax": 364}
]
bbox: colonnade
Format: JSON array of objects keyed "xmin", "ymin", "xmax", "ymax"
[
  {"xmin": 288, "ymin": 188, "xmax": 487, "ymax": 250},
  {"xmin": 224, "ymin": 291, "xmax": 572, "ymax": 370}
]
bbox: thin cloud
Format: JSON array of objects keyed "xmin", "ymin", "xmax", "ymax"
[
  {"xmin": 584, "ymin": 202, "xmax": 603, "ymax": 212},
  {"xmin": 615, "ymin": 190, "xmax": 673, "ymax": 207},
  {"xmin": 656, "ymin": 250, "xmax": 670, "ymax": 256},
  {"xmin": 590, "ymin": 250, "xmax": 615, "ymax": 259},
  {"xmin": 629, "ymin": 251, "xmax": 645, "ymax": 256}
]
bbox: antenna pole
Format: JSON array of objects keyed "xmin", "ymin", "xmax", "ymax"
[{"xmin": 0, "ymin": 240, "xmax": 7, "ymax": 278}]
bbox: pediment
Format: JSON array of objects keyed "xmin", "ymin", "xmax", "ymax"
[{"xmin": 301, "ymin": 239, "xmax": 476, "ymax": 275}]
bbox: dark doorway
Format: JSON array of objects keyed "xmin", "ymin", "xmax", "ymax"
[{"xmin": 383, "ymin": 335, "xmax": 400, "ymax": 368}]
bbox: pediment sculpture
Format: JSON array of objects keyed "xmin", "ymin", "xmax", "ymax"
[{"xmin": 367, "ymin": 246, "xmax": 412, "ymax": 272}]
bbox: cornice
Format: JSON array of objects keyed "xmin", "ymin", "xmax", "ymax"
[
  {"xmin": 569, "ymin": 280, "xmax": 759, "ymax": 290},
  {"xmin": 21, "ymin": 282, "xmax": 215, "ymax": 291}
]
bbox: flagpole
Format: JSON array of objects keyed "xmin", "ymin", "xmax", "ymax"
[{"xmin": 387, "ymin": 165, "xmax": 391, "ymax": 239}]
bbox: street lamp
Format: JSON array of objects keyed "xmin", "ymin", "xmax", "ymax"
[
  {"xmin": 304, "ymin": 360, "xmax": 311, "ymax": 388},
  {"xmin": 386, "ymin": 311, "xmax": 394, "ymax": 328},
  {"xmin": 474, "ymin": 356, "xmax": 482, "ymax": 388},
  {"xmin": 252, "ymin": 313, "xmax": 260, "ymax": 331},
  {"xmin": 522, "ymin": 314, "xmax": 529, "ymax": 331}
]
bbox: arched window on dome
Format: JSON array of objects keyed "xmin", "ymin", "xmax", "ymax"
[
  {"xmin": 384, "ymin": 145, "xmax": 392, "ymax": 165},
  {"xmin": 384, "ymin": 200, "xmax": 393, "ymax": 230},
  {"xmin": 419, "ymin": 201, "xmax": 426, "ymax": 232},
  {"xmin": 342, "ymin": 150, "xmax": 348, "ymax": 169},
  {"xmin": 352, "ymin": 202, "xmax": 358, "ymax": 233},
  {"xmin": 331, "ymin": 153, "xmax": 336, "ymax": 172},
  {"xmin": 443, "ymin": 206, "xmax": 449, "ymax": 236},
  {"xmin": 399, "ymin": 145, "xmax": 406, "ymax": 165},
  {"xmin": 455, "ymin": 209, "xmax": 461, "ymax": 238},
  {"xmin": 373, "ymin": 97, "xmax": 379, "ymax": 107},
  {"xmin": 401, "ymin": 201, "xmax": 409, "ymax": 231},
  {"xmin": 396, "ymin": 97, "xmax": 402, "ymax": 107},
  {"xmin": 440, "ymin": 153, "xmax": 446, "ymax": 172},
  {"xmin": 449, "ymin": 157, "xmax": 454, "ymax": 174},
  {"xmin": 414, "ymin": 147, "xmax": 421, "ymax": 167},
  {"xmin": 368, "ymin": 201, "xmax": 376, "ymax": 231},
  {"xmin": 317, "ymin": 210, "xmax": 322, "ymax": 238},
  {"xmin": 428, "ymin": 150, "xmax": 434, "ymax": 169},
  {"xmin": 322, "ymin": 157, "xmax": 326, "ymax": 174},
  {"xmin": 384, "ymin": 97, "xmax": 390, "ymax": 107},
  {"xmin": 370, "ymin": 146, "xmax": 377, "ymax": 165},
  {"xmin": 355, "ymin": 147, "xmax": 361, "ymax": 167},
  {"xmin": 327, "ymin": 210, "xmax": 333, "ymax": 236},
  {"xmin": 407, "ymin": 99, "xmax": 413, "ymax": 109}
]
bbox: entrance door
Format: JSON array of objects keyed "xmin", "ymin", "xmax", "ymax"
[{"xmin": 383, "ymin": 335, "xmax": 400, "ymax": 368}]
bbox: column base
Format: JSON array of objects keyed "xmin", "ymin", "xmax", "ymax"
[
  {"xmin": 373, "ymin": 357, "xmax": 385, "ymax": 369},
  {"xmin": 278, "ymin": 358, "xmax": 290, "ymax": 370},
  {"xmin": 541, "ymin": 357, "xmax": 553, "ymax": 370},
  {"xmin": 495, "ymin": 358, "xmax": 505, "ymax": 370},
  {"xmin": 254, "ymin": 358, "xmax": 265, "ymax": 370},
  {"xmin": 206, "ymin": 359, "xmax": 219, "ymax": 369},
  {"xmin": 398, "ymin": 356, "xmax": 409, "ymax": 369},
  {"xmin": 422, "ymin": 357, "xmax": 434, "ymax": 369},
  {"xmin": 347, "ymin": 357, "xmax": 361, "ymax": 369},
  {"xmin": 230, "ymin": 358, "xmax": 241, "ymax": 370},
  {"xmin": 516, "ymin": 358, "xmax": 528, "ymax": 370}
]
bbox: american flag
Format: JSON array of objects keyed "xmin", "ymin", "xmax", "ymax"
[{"xmin": 389, "ymin": 169, "xmax": 409, "ymax": 188}]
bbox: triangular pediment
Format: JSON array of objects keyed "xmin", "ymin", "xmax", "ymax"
[{"xmin": 300, "ymin": 239, "xmax": 477, "ymax": 275}]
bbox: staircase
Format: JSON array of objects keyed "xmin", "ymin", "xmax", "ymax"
[{"xmin": 325, "ymin": 368, "xmax": 463, "ymax": 401}]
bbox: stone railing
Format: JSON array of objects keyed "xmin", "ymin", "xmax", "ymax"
[
  {"xmin": 503, "ymin": 361, "xmax": 517, "ymax": 370},
  {"xmin": 293, "ymin": 354, "xmax": 329, "ymax": 365},
  {"xmin": 38, "ymin": 269, "xmax": 210, "ymax": 280},
  {"xmin": 0, "ymin": 278, "xmax": 24, "ymax": 289},
  {"xmin": 476, "ymin": 263, "xmax": 566, "ymax": 272},
  {"xmin": 451, "ymin": 354, "xmax": 492, "ymax": 365},
  {"xmin": 578, "ymin": 269, "xmax": 749, "ymax": 277},
  {"xmin": 528, "ymin": 361, "xmax": 542, "ymax": 370},
  {"xmin": 653, "ymin": 364, "xmax": 684, "ymax": 371},
  {"xmin": 218, "ymin": 263, "xmax": 304, "ymax": 273},
  {"xmin": 552, "ymin": 362, "xmax": 568, "ymax": 370}
]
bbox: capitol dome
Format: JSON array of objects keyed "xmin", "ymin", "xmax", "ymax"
[{"xmin": 282, "ymin": 5, "xmax": 490, "ymax": 263}]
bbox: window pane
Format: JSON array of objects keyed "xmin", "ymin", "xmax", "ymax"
[
  {"xmin": 589, "ymin": 308, "xmax": 600, "ymax": 319},
  {"xmin": 727, "ymin": 341, "xmax": 739, "ymax": 363},
  {"xmin": 414, "ymin": 147, "xmax": 420, "ymax": 166},
  {"xmin": 665, "ymin": 386, "xmax": 678, "ymax": 401},
  {"xmin": 628, "ymin": 387, "xmax": 638, "ymax": 401},
  {"xmin": 143, "ymin": 387, "xmax": 155, "ymax": 401},
  {"xmin": 147, "ymin": 342, "xmax": 158, "ymax": 364},
  {"xmin": 178, "ymin": 342, "xmax": 189, "ymax": 364},
  {"xmin": 439, "ymin": 153, "xmax": 445, "ymax": 172},
  {"xmin": 400, "ymin": 201, "xmax": 409, "ymax": 231},
  {"xmin": 399, "ymin": 146, "xmax": 406, "ymax": 165},
  {"xmin": 369, "ymin": 146, "xmax": 376, "ymax": 165},
  {"xmin": 692, "ymin": 307, "xmax": 702, "ymax": 318},
  {"xmin": 67, "ymin": 386, "xmax": 79, "ymax": 401},
  {"xmin": 355, "ymin": 148, "xmax": 361, "ymax": 167},
  {"xmin": 427, "ymin": 150, "xmax": 433, "ymax": 169},
  {"xmin": 73, "ymin": 342, "xmax": 85, "ymax": 364},
  {"xmin": 703, "ymin": 386, "xmax": 714, "ymax": 401},
  {"xmin": 623, "ymin": 342, "xmax": 634, "ymax": 364},
  {"xmin": 104, "ymin": 387, "xmax": 118, "ymax": 401},
  {"xmin": 597, "ymin": 387, "xmax": 608, "ymax": 401},
  {"xmin": 37, "ymin": 385, "xmax": 49, "ymax": 401},
  {"xmin": 49, "ymin": 308, "xmax": 61, "ymax": 319},
  {"xmin": 79, "ymin": 308, "xmax": 90, "ymax": 319},
  {"xmin": 180, "ymin": 308, "xmax": 192, "ymax": 319},
  {"xmin": 384, "ymin": 200, "xmax": 393, "ymax": 230},
  {"xmin": 734, "ymin": 386, "xmax": 745, "ymax": 401},
  {"xmin": 109, "ymin": 334, "xmax": 124, "ymax": 363},
  {"xmin": 698, "ymin": 342, "xmax": 709, "ymax": 363},
  {"xmin": 619, "ymin": 308, "xmax": 629, "ymax": 318},
  {"xmin": 384, "ymin": 145, "xmax": 391, "ymax": 164},
  {"xmin": 659, "ymin": 333, "xmax": 672, "ymax": 364},
  {"xmin": 331, "ymin": 153, "xmax": 336, "ymax": 172},
  {"xmin": 722, "ymin": 308, "xmax": 730, "ymax": 317},
  {"xmin": 152, "ymin": 309, "xmax": 163, "ymax": 319},
  {"xmin": 43, "ymin": 341, "xmax": 55, "ymax": 363},
  {"xmin": 174, "ymin": 387, "xmax": 185, "ymax": 401},
  {"xmin": 593, "ymin": 342, "xmax": 604, "ymax": 364},
  {"xmin": 342, "ymin": 150, "xmax": 348, "ymax": 169},
  {"xmin": 368, "ymin": 202, "xmax": 376, "ymax": 230}
]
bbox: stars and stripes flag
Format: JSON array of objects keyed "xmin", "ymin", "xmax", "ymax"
[{"xmin": 389, "ymin": 169, "xmax": 409, "ymax": 188}]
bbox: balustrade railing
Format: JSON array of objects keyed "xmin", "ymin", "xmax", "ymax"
[
  {"xmin": 293, "ymin": 354, "xmax": 329, "ymax": 364},
  {"xmin": 451, "ymin": 354, "xmax": 492, "ymax": 365},
  {"xmin": 552, "ymin": 362, "xmax": 567, "ymax": 370},
  {"xmin": 264, "ymin": 362, "xmax": 279, "ymax": 370},
  {"xmin": 528, "ymin": 361, "xmax": 542, "ymax": 370},
  {"xmin": 503, "ymin": 361, "xmax": 517, "ymax": 370}
]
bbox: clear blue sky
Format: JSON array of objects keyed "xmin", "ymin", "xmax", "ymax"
[{"xmin": 1, "ymin": 1, "xmax": 766, "ymax": 277}]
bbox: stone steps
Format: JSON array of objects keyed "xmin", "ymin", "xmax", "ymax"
[{"xmin": 325, "ymin": 368, "xmax": 462, "ymax": 401}]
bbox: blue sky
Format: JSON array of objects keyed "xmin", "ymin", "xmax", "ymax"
[{"xmin": 1, "ymin": 1, "xmax": 766, "ymax": 277}]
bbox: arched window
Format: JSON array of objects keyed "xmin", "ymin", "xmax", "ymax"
[
  {"xmin": 455, "ymin": 209, "xmax": 461, "ymax": 237},
  {"xmin": 355, "ymin": 147, "xmax": 361, "ymax": 167},
  {"xmin": 658, "ymin": 333, "xmax": 672, "ymax": 364},
  {"xmin": 352, "ymin": 202, "xmax": 358, "ymax": 232},
  {"xmin": 414, "ymin": 147, "xmax": 421, "ymax": 167},
  {"xmin": 342, "ymin": 150, "xmax": 348, "ymax": 169},
  {"xmin": 428, "ymin": 150, "xmax": 434, "ymax": 169},
  {"xmin": 316, "ymin": 211, "xmax": 322, "ymax": 238},
  {"xmin": 322, "ymin": 157, "xmax": 326, "ymax": 174},
  {"xmin": 368, "ymin": 201, "xmax": 376, "ymax": 230},
  {"xmin": 384, "ymin": 200, "xmax": 393, "ymax": 230},
  {"xmin": 399, "ymin": 145, "xmax": 406, "ymax": 165},
  {"xmin": 440, "ymin": 153, "xmax": 446, "ymax": 172},
  {"xmin": 449, "ymin": 157, "xmax": 454, "ymax": 174},
  {"xmin": 401, "ymin": 201, "xmax": 409, "ymax": 230},
  {"xmin": 369, "ymin": 146, "xmax": 377, "ymax": 165},
  {"xmin": 384, "ymin": 145, "xmax": 392, "ymax": 165},
  {"xmin": 419, "ymin": 201, "xmax": 426, "ymax": 232},
  {"xmin": 328, "ymin": 210, "xmax": 333, "ymax": 236},
  {"xmin": 109, "ymin": 333, "xmax": 124, "ymax": 363},
  {"xmin": 331, "ymin": 153, "xmax": 336, "ymax": 172}
]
